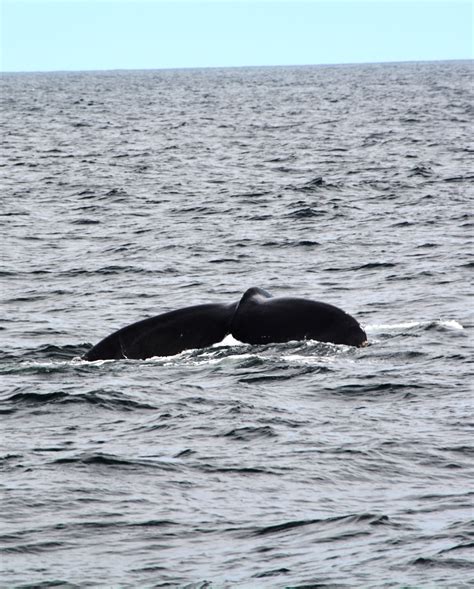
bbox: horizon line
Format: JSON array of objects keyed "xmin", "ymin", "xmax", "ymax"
[{"xmin": 1, "ymin": 57, "xmax": 472, "ymax": 76}]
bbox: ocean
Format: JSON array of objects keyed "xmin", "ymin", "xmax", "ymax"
[{"xmin": 1, "ymin": 61, "xmax": 473, "ymax": 588}]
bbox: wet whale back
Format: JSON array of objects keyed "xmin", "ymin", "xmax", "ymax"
[
  {"xmin": 83, "ymin": 302, "xmax": 238, "ymax": 361},
  {"xmin": 231, "ymin": 288, "xmax": 367, "ymax": 347}
]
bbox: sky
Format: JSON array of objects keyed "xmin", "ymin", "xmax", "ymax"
[{"xmin": 0, "ymin": 0, "xmax": 472, "ymax": 72}]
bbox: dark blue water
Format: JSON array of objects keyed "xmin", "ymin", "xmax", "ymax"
[{"xmin": 1, "ymin": 62, "xmax": 473, "ymax": 588}]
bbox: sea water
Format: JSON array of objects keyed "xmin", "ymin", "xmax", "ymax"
[{"xmin": 1, "ymin": 62, "xmax": 473, "ymax": 588}]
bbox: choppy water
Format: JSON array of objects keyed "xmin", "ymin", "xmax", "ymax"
[{"xmin": 1, "ymin": 61, "xmax": 473, "ymax": 588}]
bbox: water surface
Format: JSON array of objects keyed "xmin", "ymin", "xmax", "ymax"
[{"xmin": 1, "ymin": 61, "xmax": 473, "ymax": 588}]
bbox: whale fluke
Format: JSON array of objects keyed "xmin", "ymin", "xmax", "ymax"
[{"xmin": 83, "ymin": 288, "xmax": 367, "ymax": 361}]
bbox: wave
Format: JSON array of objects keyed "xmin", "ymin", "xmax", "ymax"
[
  {"xmin": 410, "ymin": 556, "xmax": 473, "ymax": 569},
  {"xmin": 14, "ymin": 581, "xmax": 81, "ymax": 588},
  {"xmin": 223, "ymin": 425, "xmax": 277, "ymax": 440},
  {"xmin": 328, "ymin": 382, "xmax": 425, "ymax": 397},
  {"xmin": 24, "ymin": 344, "xmax": 88, "ymax": 360},
  {"xmin": 52, "ymin": 452, "xmax": 182, "ymax": 472},
  {"xmin": 0, "ymin": 389, "xmax": 156, "ymax": 412},
  {"xmin": 242, "ymin": 512, "xmax": 391, "ymax": 538},
  {"xmin": 365, "ymin": 319, "xmax": 464, "ymax": 333}
]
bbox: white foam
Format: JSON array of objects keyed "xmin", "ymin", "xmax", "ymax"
[
  {"xmin": 438, "ymin": 319, "xmax": 464, "ymax": 330},
  {"xmin": 365, "ymin": 319, "xmax": 464, "ymax": 332},
  {"xmin": 212, "ymin": 334, "xmax": 244, "ymax": 347},
  {"xmin": 282, "ymin": 354, "xmax": 325, "ymax": 366}
]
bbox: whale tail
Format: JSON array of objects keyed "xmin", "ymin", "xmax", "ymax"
[{"xmin": 83, "ymin": 288, "xmax": 367, "ymax": 361}]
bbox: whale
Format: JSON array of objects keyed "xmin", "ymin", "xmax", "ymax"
[{"xmin": 82, "ymin": 287, "xmax": 367, "ymax": 361}]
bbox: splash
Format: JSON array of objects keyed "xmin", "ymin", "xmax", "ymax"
[{"xmin": 365, "ymin": 320, "xmax": 464, "ymax": 333}]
